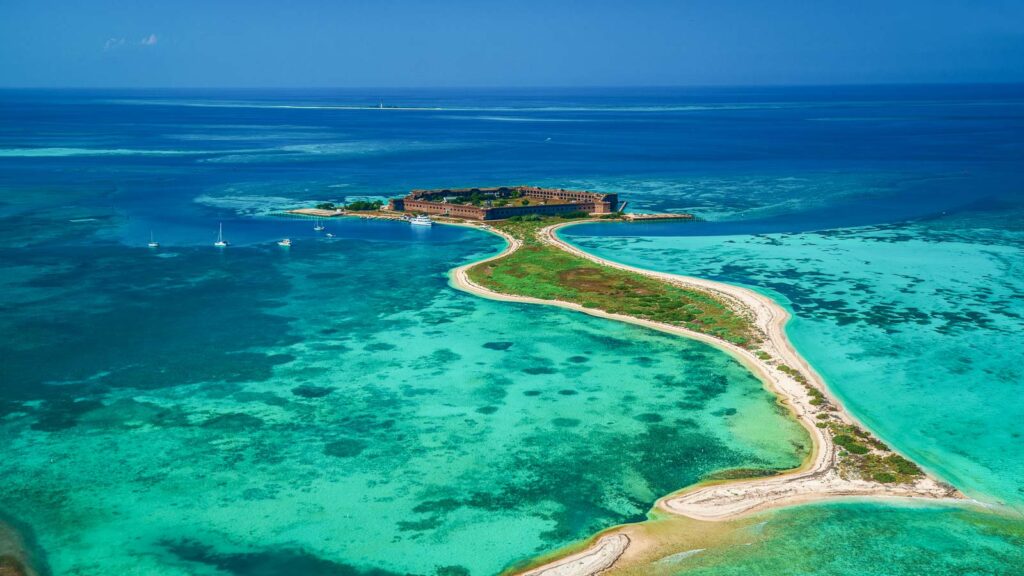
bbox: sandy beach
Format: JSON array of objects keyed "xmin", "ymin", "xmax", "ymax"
[{"xmin": 449, "ymin": 220, "xmax": 962, "ymax": 576}]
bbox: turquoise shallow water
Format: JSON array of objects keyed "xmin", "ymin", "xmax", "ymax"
[
  {"xmin": 0, "ymin": 218, "xmax": 808, "ymax": 575},
  {"xmin": 3, "ymin": 86, "xmax": 1024, "ymax": 574},
  {"xmin": 563, "ymin": 211, "xmax": 1024, "ymax": 572},
  {"xmin": 664, "ymin": 501, "xmax": 1024, "ymax": 576},
  {"xmin": 564, "ymin": 214, "xmax": 1024, "ymax": 510}
]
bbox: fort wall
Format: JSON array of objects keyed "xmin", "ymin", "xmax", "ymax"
[{"xmin": 388, "ymin": 186, "xmax": 618, "ymax": 220}]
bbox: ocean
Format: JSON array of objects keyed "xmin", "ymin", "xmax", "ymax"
[{"xmin": 1, "ymin": 86, "xmax": 1022, "ymax": 574}]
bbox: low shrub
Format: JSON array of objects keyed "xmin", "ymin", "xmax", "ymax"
[
  {"xmin": 873, "ymin": 472, "xmax": 897, "ymax": 483},
  {"xmin": 833, "ymin": 434, "xmax": 869, "ymax": 455}
]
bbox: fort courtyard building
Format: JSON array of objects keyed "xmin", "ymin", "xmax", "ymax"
[{"xmin": 387, "ymin": 186, "xmax": 619, "ymax": 220}]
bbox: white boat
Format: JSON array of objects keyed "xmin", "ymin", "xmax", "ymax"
[
  {"xmin": 409, "ymin": 214, "xmax": 433, "ymax": 227},
  {"xmin": 325, "ymin": 232, "xmax": 335, "ymax": 238},
  {"xmin": 313, "ymin": 217, "xmax": 326, "ymax": 232},
  {"xmin": 147, "ymin": 231, "xmax": 160, "ymax": 248},
  {"xmin": 277, "ymin": 238, "xmax": 292, "ymax": 247},
  {"xmin": 214, "ymin": 223, "xmax": 228, "ymax": 247}
]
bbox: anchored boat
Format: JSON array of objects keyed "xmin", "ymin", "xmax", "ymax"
[{"xmin": 214, "ymin": 223, "xmax": 228, "ymax": 247}]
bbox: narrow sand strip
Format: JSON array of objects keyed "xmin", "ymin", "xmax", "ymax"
[
  {"xmin": 448, "ymin": 221, "xmax": 961, "ymax": 575},
  {"xmin": 520, "ymin": 535, "xmax": 630, "ymax": 576}
]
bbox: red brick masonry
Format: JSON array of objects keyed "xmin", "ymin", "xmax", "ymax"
[{"xmin": 388, "ymin": 186, "xmax": 618, "ymax": 220}]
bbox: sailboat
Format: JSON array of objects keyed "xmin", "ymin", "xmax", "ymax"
[
  {"xmin": 214, "ymin": 222, "xmax": 228, "ymax": 247},
  {"xmin": 147, "ymin": 231, "xmax": 160, "ymax": 248},
  {"xmin": 313, "ymin": 217, "xmax": 326, "ymax": 232}
]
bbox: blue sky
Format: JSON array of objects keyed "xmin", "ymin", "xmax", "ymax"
[{"xmin": 1, "ymin": 0, "xmax": 1022, "ymax": 87}]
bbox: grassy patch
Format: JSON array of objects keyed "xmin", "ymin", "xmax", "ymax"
[
  {"xmin": 467, "ymin": 219, "xmax": 759, "ymax": 347},
  {"xmin": 703, "ymin": 468, "xmax": 781, "ymax": 481},
  {"xmin": 828, "ymin": 421, "xmax": 924, "ymax": 483}
]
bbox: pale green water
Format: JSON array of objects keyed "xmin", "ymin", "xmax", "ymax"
[
  {"xmin": 562, "ymin": 212, "xmax": 1024, "ymax": 574},
  {"xmin": 665, "ymin": 501, "xmax": 1024, "ymax": 576},
  {"xmin": 0, "ymin": 221, "xmax": 808, "ymax": 575},
  {"xmin": 565, "ymin": 217, "xmax": 1024, "ymax": 509}
]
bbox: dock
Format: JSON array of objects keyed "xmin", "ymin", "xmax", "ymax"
[
  {"xmin": 288, "ymin": 208, "xmax": 346, "ymax": 217},
  {"xmin": 622, "ymin": 213, "xmax": 697, "ymax": 222}
]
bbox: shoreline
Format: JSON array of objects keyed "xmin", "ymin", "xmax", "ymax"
[{"xmin": 448, "ymin": 219, "xmax": 963, "ymax": 575}]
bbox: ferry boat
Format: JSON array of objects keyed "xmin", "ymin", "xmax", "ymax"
[
  {"xmin": 214, "ymin": 223, "xmax": 228, "ymax": 247},
  {"xmin": 277, "ymin": 238, "xmax": 292, "ymax": 247},
  {"xmin": 409, "ymin": 214, "xmax": 433, "ymax": 227},
  {"xmin": 147, "ymin": 231, "xmax": 160, "ymax": 248}
]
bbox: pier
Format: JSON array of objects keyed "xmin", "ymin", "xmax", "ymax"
[
  {"xmin": 288, "ymin": 208, "xmax": 346, "ymax": 218},
  {"xmin": 622, "ymin": 213, "xmax": 698, "ymax": 222}
]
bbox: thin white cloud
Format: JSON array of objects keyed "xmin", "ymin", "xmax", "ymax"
[
  {"xmin": 103, "ymin": 34, "xmax": 158, "ymax": 52},
  {"xmin": 103, "ymin": 37, "xmax": 126, "ymax": 51}
]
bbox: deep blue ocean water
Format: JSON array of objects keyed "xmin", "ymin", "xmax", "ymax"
[{"xmin": 1, "ymin": 86, "xmax": 1023, "ymax": 574}]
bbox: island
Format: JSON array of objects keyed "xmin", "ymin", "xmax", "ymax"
[
  {"xmin": 289, "ymin": 186, "xmax": 964, "ymax": 574},
  {"xmin": 440, "ymin": 195, "xmax": 962, "ymax": 575}
]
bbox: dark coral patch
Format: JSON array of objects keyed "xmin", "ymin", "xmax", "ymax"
[
  {"xmin": 165, "ymin": 538, "xmax": 401, "ymax": 575},
  {"xmin": 483, "ymin": 341, "xmax": 514, "ymax": 351},
  {"xmin": 291, "ymin": 385, "xmax": 335, "ymax": 398},
  {"xmin": 365, "ymin": 342, "xmax": 397, "ymax": 352},
  {"xmin": 523, "ymin": 366, "xmax": 558, "ymax": 375},
  {"xmin": 324, "ymin": 438, "xmax": 367, "ymax": 458}
]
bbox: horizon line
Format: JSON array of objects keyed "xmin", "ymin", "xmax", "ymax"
[{"xmin": 2, "ymin": 80, "xmax": 1024, "ymax": 91}]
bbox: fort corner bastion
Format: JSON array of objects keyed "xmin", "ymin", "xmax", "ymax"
[{"xmin": 387, "ymin": 186, "xmax": 619, "ymax": 220}]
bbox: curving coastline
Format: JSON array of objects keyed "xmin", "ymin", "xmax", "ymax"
[{"xmin": 449, "ymin": 220, "xmax": 963, "ymax": 575}]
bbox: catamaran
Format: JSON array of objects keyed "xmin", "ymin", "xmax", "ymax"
[
  {"xmin": 214, "ymin": 223, "xmax": 228, "ymax": 247},
  {"xmin": 409, "ymin": 214, "xmax": 433, "ymax": 227},
  {"xmin": 147, "ymin": 231, "xmax": 159, "ymax": 248},
  {"xmin": 313, "ymin": 217, "xmax": 326, "ymax": 232}
]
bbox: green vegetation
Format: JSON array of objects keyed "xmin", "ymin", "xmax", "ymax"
[
  {"xmin": 316, "ymin": 202, "xmax": 336, "ymax": 210},
  {"xmin": 346, "ymin": 200, "xmax": 383, "ymax": 211},
  {"xmin": 449, "ymin": 191, "xmax": 487, "ymax": 206},
  {"xmin": 467, "ymin": 216, "xmax": 927, "ymax": 489},
  {"xmin": 778, "ymin": 364, "xmax": 828, "ymax": 406},
  {"xmin": 833, "ymin": 434, "xmax": 870, "ymax": 455},
  {"xmin": 777, "ymin": 358, "xmax": 924, "ymax": 485},
  {"xmin": 557, "ymin": 210, "xmax": 591, "ymax": 219},
  {"xmin": 704, "ymin": 468, "xmax": 781, "ymax": 481},
  {"xmin": 467, "ymin": 218, "xmax": 759, "ymax": 347},
  {"xmin": 827, "ymin": 421, "xmax": 925, "ymax": 483}
]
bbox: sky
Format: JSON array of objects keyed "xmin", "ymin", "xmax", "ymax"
[{"xmin": 1, "ymin": 0, "xmax": 1023, "ymax": 88}]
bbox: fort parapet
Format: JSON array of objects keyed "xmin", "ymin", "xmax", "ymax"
[{"xmin": 388, "ymin": 186, "xmax": 618, "ymax": 220}]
